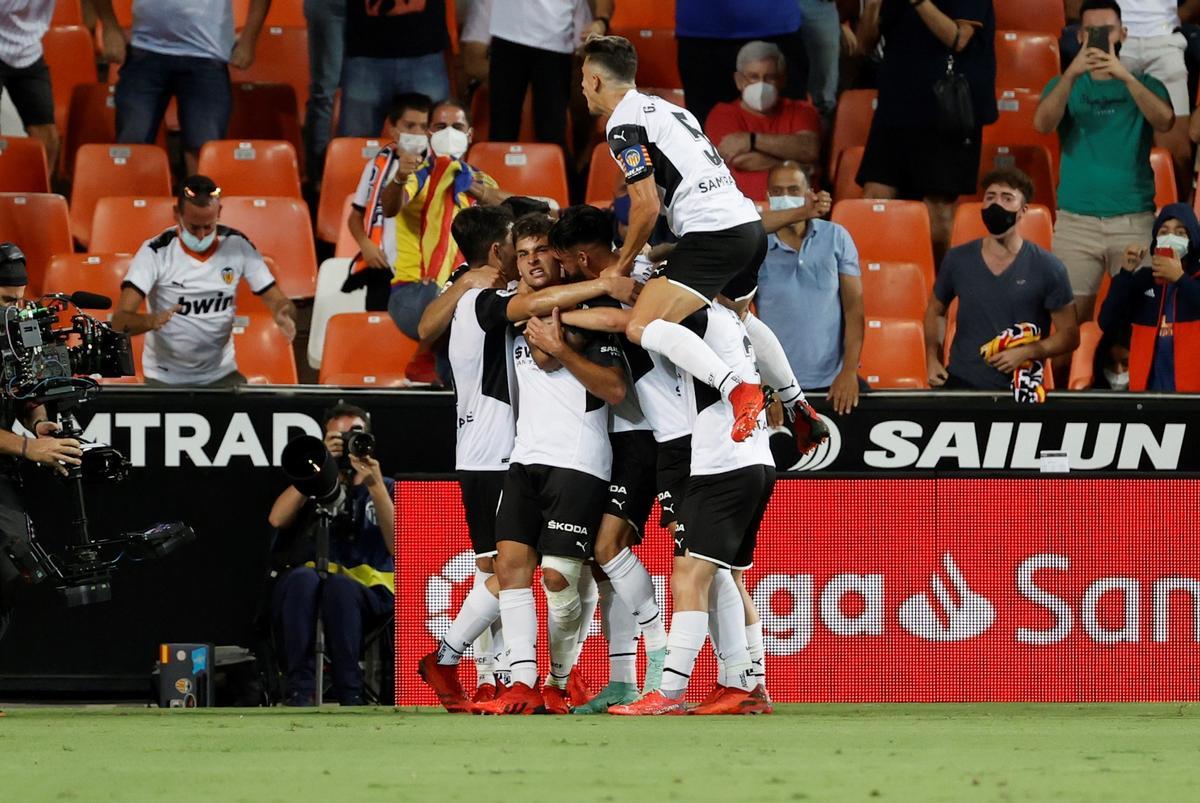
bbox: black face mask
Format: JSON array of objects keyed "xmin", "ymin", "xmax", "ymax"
[{"xmin": 981, "ymin": 203, "xmax": 1018, "ymax": 236}]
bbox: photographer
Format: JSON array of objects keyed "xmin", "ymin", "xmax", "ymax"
[{"xmin": 267, "ymin": 404, "xmax": 395, "ymax": 706}]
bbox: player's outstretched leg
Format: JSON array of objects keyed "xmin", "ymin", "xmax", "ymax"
[
  {"xmin": 598, "ymin": 546, "xmax": 668, "ymax": 691},
  {"xmin": 690, "ymin": 569, "xmax": 768, "ymax": 715},
  {"xmin": 575, "ymin": 577, "xmax": 641, "ymax": 714},
  {"xmin": 567, "ymin": 569, "xmax": 600, "ymax": 707},
  {"xmin": 734, "ymin": 568, "xmax": 772, "ymax": 713},
  {"xmin": 741, "ymin": 312, "xmax": 828, "ymax": 454},
  {"xmin": 540, "ymin": 556, "xmax": 586, "ymax": 714},
  {"xmin": 418, "ymin": 570, "xmax": 500, "ymax": 713},
  {"xmin": 473, "ymin": 541, "xmax": 544, "ymax": 715}
]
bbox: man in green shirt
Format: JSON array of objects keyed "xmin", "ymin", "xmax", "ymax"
[{"xmin": 1033, "ymin": 0, "xmax": 1173, "ymax": 332}]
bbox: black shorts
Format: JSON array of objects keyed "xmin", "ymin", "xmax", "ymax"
[
  {"xmin": 655, "ymin": 435, "xmax": 691, "ymax": 530},
  {"xmin": 494, "ymin": 463, "xmax": 608, "ymax": 559},
  {"xmin": 664, "ymin": 219, "xmax": 767, "ymax": 302},
  {"xmin": 458, "ymin": 469, "xmax": 506, "ymax": 557},
  {"xmin": 676, "ymin": 465, "xmax": 770, "ymax": 568},
  {"xmin": 856, "ymin": 119, "xmax": 983, "ymax": 199},
  {"xmin": 607, "ymin": 430, "xmax": 658, "ymax": 538},
  {"xmin": 732, "ymin": 468, "xmax": 776, "ymax": 570},
  {"xmin": 0, "ymin": 57, "xmax": 55, "ymax": 128}
]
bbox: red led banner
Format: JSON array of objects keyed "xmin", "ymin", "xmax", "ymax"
[{"xmin": 394, "ymin": 478, "xmax": 1200, "ymax": 704}]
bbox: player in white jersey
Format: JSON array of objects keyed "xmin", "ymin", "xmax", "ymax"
[{"xmin": 112, "ymin": 176, "xmax": 297, "ymax": 386}]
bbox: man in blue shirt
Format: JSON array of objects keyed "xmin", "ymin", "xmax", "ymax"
[
  {"xmin": 268, "ymin": 403, "xmax": 396, "ymax": 706},
  {"xmin": 756, "ymin": 161, "xmax": 866, "ymax": 415}
]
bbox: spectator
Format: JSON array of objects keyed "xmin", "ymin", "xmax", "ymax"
[
  {"xmin": 1098, "ymin": 202, "xmax": 1200, "ymax": 392},
  {"xmin": 856, "ymin": 0, "xmax": 998, "ymax": 265},
  {"xmin": 796, "ymin": 0, "xmax": 851, "ymax": 126},
  {"xmin": 97, "ymin": 0, "xmax": 271, "ymax": 175},
  {"xmin": 268, "ymin": 403, "xmax": 395, "ymax": 706},
  {"xmin": 338, "ymin": 0, "xmax": 451, "ymax": 137},
  {"xmin": 0, "ymin": 0, "xmax": 61, "ymax": 173},
  {"xmin": 112, "ymin": 175, "xmax": 297, "ymax": 387},
  {"xmin": 925, "ymin": 168, "xmax": 1079, "ymax": 391},
  {"xmin": 704, "ymin": 41, "xmax": 822, "ymax": 201},
  {"xmin": 344, "ymin": 94, "xmax": 433, "ymax": 311},
  {"xmin": 1034, "ymin": 0, "xmax": 1174, "ymax": 328},
  {"xmin": 1091, "ymin": 320, "xmax": 1131, "ymax": 390},
  {"xmin": 303, "ymin": 0, "xmax": 346, "ymax": 178},
  {"xmin": 675, "ymin": 0, "xmax": 809, "ymax": 130},
  {"xmin": 755, "ymin": 162, "xmax": 865, "ymax": 415}
]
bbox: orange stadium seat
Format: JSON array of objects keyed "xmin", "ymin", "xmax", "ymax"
[
  {"xmin": 831, "ymin": 199, "xmax": 934, "ymax": 278},
  {"xmin": 334, "ymin": 194, "xmax": 360, "ymax": 258},
  {"xmin": 234, "ymin": 255, "xmax": 281, "ymax": 314},
  {"xmin": 107, "ymin": 0, "xmax": 133, "ymax": 25},
  {"xmin": 233, "ymin": 0, "xmax": 305, "ymax": 26},
  {"xmin": 1150, "ymin": 146, "xmax": 1177, "ymax": 208},
  {"xmin": 983, "ymin": 90, "xmax": 1060, "ymax": 169},
  {"xmin": 861, "ymin": 318, "xmax": 928, "ymax": 389},
  {"xmin": 89, "ymin": 196, "xmax": 177, "ymax": 254},
  {"xmin": 227, "ymin": 83, "xmax": 304, "ymax": 172},
  {"xmin": 61, "ymin": 84, "xmax": 168, "ymax": 180},
  {"xmin": 0, "ymin": 137, "xmax": 50, "ymax": 193},
  {"xmin": 470, "ymin": 86, "xmax": 539, "ymax": 144},
  {"xmin": 0, "ymin": 193, "xmax": 72, "ymax": 297},
  {"xmin": 832, "ymin": 145, "xmax": 864, "ymax": 202},
  {"xmin": 950, "ymin": 202, "xmax": 1054, "ymax": 250},
  {"xmin": 318, "ymin": 138, "xmax": 384, "ymax": 243},
  {"xmin": 229, "ymin": 26, "xmax": 309, "ymax": 117},
  {"xmin": 995, "ymin": 0, "xmax": 1066, "ymax": 36},
  {"xmin": 1069, "ymin": 321, "xmax": 1103, "ymax": 390},
  {"xmin": 585, "ymin": 141, "xmax": 623, "ymax": 205},
  {"xmin": 828, "ymin": 89, "xmax": 876, "ymax": 178},
  {"xmin": 467, "ymin": 142, "xmax": 570, "ymax": 209},
  {"xmin": 219, "ymin": 196, "xmax": 317, "ymax": 298},
  {"xmin": 615, "ymin": 28, "xmax": 682, "ymax": 89},
  {"xmin": 52, "ymin": 0, "xmax": 83, "ymax": 26},
  {"xmin": 198, "ymin": 139, "xmax": 303, "ymax": 198},
  {"xmin": 70, "ymin": 144, "xmax": 172, "ymax": 247},
  {"xmin": 41, "ymin": 26, "xmax": 98, "ymax": 138},
  {"xmin": 995, "ymin": 31, "xmax": 1059, "ymax": 94},
  {"xmin": 860, "ymin": 261, "xmax": 928, "ymax": 321},
  {"xmin": 233, "ymin": 314, "xmax": 298, "ymax": 384},
  {"xmin": 42, "ymin": 252, "xmax": 130, "ymax": 302},
  {"xmin": 970, "ymin": 144, "xmax": 1056, "ymax": 212},
  {"xmin": 611, "ymin": 0, "xmax": 674, "ymax": 29},
  {"xmin": 319, "ymin": 312, "xmax": 418, "ymax": 386}
]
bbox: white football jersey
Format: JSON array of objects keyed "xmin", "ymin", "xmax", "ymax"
[
  {"xmin": 449, "ymin": 283, "xmax": 517, "ymax": 471},
  {"xmin": 606, "ymin": 88, "xmax": 759, "ymax": 238},
  {"xmin": 124, "ymin": 226, "xmax": 275, "ymax": 385},
  {"xmin": 683, "ymin": 304, "xmax": 773, "ymax": 476}
]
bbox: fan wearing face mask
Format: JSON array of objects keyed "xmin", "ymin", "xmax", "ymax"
[
  {"xmin": 704, "ymin": 41, "xmax": 822, "ymax": 202},
  {"xmin": 1099, "ymin": 203, "xmax": 1200, "ymax": 392}
]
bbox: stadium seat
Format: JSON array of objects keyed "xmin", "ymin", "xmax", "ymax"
[
  {"xmin": 831, "ymin": 199, "xmax": 934, "ymax": 279},
  {"xmin": 1150, "ymin": 146, "xmax": 1177, "ymax": 208},
  {"xmin": 198, "ymin": 139, "xmax": 302, "ymax": 198},
  {"xmin": 585, "ymin": 141, "xmax": 623, "ymax": 205},
  {"xmin": 467, "ymin": 142, "xmax": 570, "ymax": 209},
  {"xmin": 234, "ymin": 255, "xmax": 282, "ymax": 314},
  {"xmin": 615, "ymin": 28, "xmax": 682, "ymax": 89},
  {"xmin": 469, "ymin": 86, "xmax": 540, "ymax": 145},
  {"xmin": 1069, "ymin": 321, "xmax": 1103, "ymax": 390},
  {"xmin": 42, "ymin": 252, "xmax": 130, "ymax": 303},
  {"xmin": 950, "ymin": 202, "xmax": 1054, "ymax": 250},
  {"xmin": 1094, "ymin": 271, "xmax": 1112, "ymax": 321},
  {"xmin": 995, "ymin": 31, "xmax": 1059, "ymax": 94},
  {"xmin": 860, "ymin": 261, "xmax": 928, "ymax": 321},
  {"xmin": 41, "ymin": 26, "xmax": 98, "ymax": 137},
  {"xmin": 983, "ymin": 90, "xmax": 1060, "ymax": 169},
  {"xmin": 828, "ymin": 89, "xmax": 876, "ymax": 179},
  {"xmin": 970, "ymin": 144, "xmax": 1056, "ymax": 213},
  {"xmin": 219, "ymin": 196, "xmax": 317, "ymax": 299},
  {"xmin": 229, "ymin": 26, "xmax": 309, "ymax": 117},
  {"xmin": 832, "ymin": 146, "xmax": 864, "ymax": 202},
  {"xmin": 319, "ymin": 312, "xmax": 418, "ymax": 386},
  {"xmin": 334, "ymin": 194, "xmax": 360, "ymax": 258},
  {"xmin": 233, "ymin": 313, "xmax": 298, "ymax": 384},
  {"xmin": 995, "ymin": 0, "xmax": 1066, "ymax": 36},
  {"xmin": 611, "ymin": 0, "xmax": 674, "ymax": 29},
  {"xmin": 89, "ymin": 196, "xmax": 177, "ymax": 254},
  {"xmin": 0, "ymin": 137, "xmax": 50, "ymax": 193},
  {"xmin": 61, "ymin": 84, "xmax": 168, "ymax": 180},
  {"xmin": 0, "ymin": 193, "xmax": 72, "ymax": 297},
  {"xmin": 318, "ymin": 138, "xmax": 384, "ymax": 243},
  {"xmin": 308, "ymin": 257, "xmax": 367, "ymax": 370},
  {"xmin": 233, "ymin": 0, "xmax": 305, "ymax": 26},
  {"xmin": 52, "ymin": 0, "xmax": 83, "ymax": 25},
  {"xmin": 107, "ymin": 0, "xmax": 133, "ymax": 25},
  {"xmin": 860, "ymin": 318, "xmax": 928, "ymax": 389},
  {"xmin": 226, "ymin": 83, "xmax": 304, "ymax": 173},
  {"xmin": 70, "ymin": 144, "xmax": 172, "ymax": 247}
]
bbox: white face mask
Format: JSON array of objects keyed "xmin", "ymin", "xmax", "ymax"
[
  {"xmin": 397, "ymin": 132, "xmax": 429, "ymax": 158},
  {"xmin": 768, "ymin": 194, "xmax": 806, "ymax": 211},
  {"xmin": 741, "ymin": 81, "xmax": 778, "ymax": 113},
  {"xmin": 1103, "ymin": 368, "xmax": 1130, "ymax": 391},
  {"xmin": 180, "ymin": 227, "xmax": 215, "ymax": 253},
  {"xmin": 1156, "ymin": 233, "xmax": 1189, "ymax": 260},
  {"xmin": 429, "ymin": 127, "xmax": 469, "ymax": 160}
]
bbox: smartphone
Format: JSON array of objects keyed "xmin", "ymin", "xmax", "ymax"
[
  {"xmin": 1154, "ymin": 246, "xmax": 1174, "ymax": 285},
  {"xmin": 1086, "ymin": 25, "xmax": 1111, "ymax": 53}
]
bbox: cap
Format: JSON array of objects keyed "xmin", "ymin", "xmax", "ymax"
[{"xmin": 0, "ymin": 242, "xmax": 29, "ymax": 287}]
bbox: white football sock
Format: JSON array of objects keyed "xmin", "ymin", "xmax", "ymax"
[
  {"xmin": 661, "ymin": 610, "xmax": 708, "ymax": 698},
  {"xmin": 743, "ymin": 312, "xmax": 806, "ymax": 407},
  {"xmin": 709, "ymin": 570, "xmax": 754, "ymax": 691},
  {"xmin": 601, "ymin": 547, "xmax": 667, "ymax": 651},
  {"xmin": 707, "ymin": 618, "xmax": 728, "ymax": 688},
  {"xmin": 471, "ymin": 571, "xmax": 495, "ymax": 684},
  {"xmin": 745, "ymin": 620, "xmax": 765, "ymax": 686},
  {"xmin": 542, "ymin": 560, "xmax": 584, "ymax": 690},
  {"xmin": 574, "ymin": 569, "xmax": 599, "ymax": 663},
  {"xmin": 641, "ymin": 318, "xmax": 741, "ymax": 397},
  {"xmin": 489, "ymin": 617, "xmax": 509, "ymax": 685},
  {"xmin": 437, "ymin": 577, "xmax": 500, "ymax": 666},
  {"xmin": 599, "ymin": 579, "xmax": 639, "ymax": 685},
  {"xmin": 498, "ymin": 588, "xmax": 538, "ymax": 688}
]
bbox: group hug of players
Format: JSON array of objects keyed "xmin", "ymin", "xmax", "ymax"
[{"xmin": 415, "ymin": 36, "xmax": 829, "ymax": 715}]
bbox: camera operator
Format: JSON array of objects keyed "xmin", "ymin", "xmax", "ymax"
[{"xmin": 267, "ymin": 404, "xmax": 395, "ymax": 706}]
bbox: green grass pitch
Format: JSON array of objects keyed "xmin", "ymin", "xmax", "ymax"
[{"xmin": 3, "ymin": 704, "xmax": 1200, "ymax": 801}]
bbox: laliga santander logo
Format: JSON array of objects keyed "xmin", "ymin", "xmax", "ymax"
[
  {"xmin": 898, "ymin": 552, "xmax": 995, "ymax": 641},
  {"xmin": 789, "ymin": 413, "xmax": 841, "ymax": 471},
  {"xmin": 425, "ymin": 550, "xmax": 477, "ymax": 640}
]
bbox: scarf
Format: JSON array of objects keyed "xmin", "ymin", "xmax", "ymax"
[
  {"xmin": 980, "ymin": 322, "xmax": 1046, "ymax": 404},
  {"xmin": 403, "ymin": 154, "xmax": 481, "ymax": 287},
  {"xmin": 343, "ymin": 144, "xmax": 398, "ymax": 291}
]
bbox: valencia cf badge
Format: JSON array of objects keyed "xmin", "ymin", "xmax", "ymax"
[{"xmin": 220, "ymin": 266, "xmax": 235, "ymax": 285}]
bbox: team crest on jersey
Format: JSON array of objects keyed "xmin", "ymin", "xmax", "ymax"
[
  {"xmin": 619, "ymin": 145, "xmax": 651, "ymax": 178},
  {"xmin": 220, "ymin": 266, "xmax": 235, "ymax": 285}
]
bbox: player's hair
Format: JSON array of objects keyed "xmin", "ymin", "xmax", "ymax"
[
  {"xmin": 1080, "ymin": 0, "xmax": 1121, "ymax": 20},
  {"xmin": 980, "ymin": 167, "xmax": 1035, "ymax": 205},
  {"xmin": 388, "ymin": 92, "xmax": 433, "ymax": 124},
  {"xmin": 452, "ymin": 205, "xmax": 515, "ymax": 267},
  {"xmin": 548, "ymin": 205, "xmax": 615, "ymax": 253},
  {"xmin": 736, "ymin": 40, "xmax": 786, "ymax": 73},
  {"xmin": 177, "ymin": 174, "xmax": 221, "ymax": 209},
  {"xmin": 501, "ymin": 196, "xmax": 552, "ymax": 218},
  {"xmin": 511, "ymin": 212, "xmax": 555, "ymax": 247},
  {"xmin": 582, "ymin": 35, "xmax": 638, "ymax": 84},
  {"xmin": 323, "ymin": 402, "xmax": 371, "ymax": 431},
  {"xmin": 432, "ymin": 97, "xmax": 471, "ymax": 125}
]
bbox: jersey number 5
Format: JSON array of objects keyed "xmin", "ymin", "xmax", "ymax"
[{"xmin": 672, "ymin": 112, "xmax": 722, "ymax": 167}]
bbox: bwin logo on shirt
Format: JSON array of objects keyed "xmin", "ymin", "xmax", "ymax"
[{"xmin": 176, "ymin": 294, "xmax": 234, "ymax": 316}]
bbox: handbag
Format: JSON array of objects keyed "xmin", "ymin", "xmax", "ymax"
[{"xmin": 932, "ymin": 32, "xmax": 976, "ymax": 138}]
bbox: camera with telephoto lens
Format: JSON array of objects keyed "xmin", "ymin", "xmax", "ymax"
[{"xmin": 339, "ymin": 426, "xmax": 375, "ymax": 472}]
